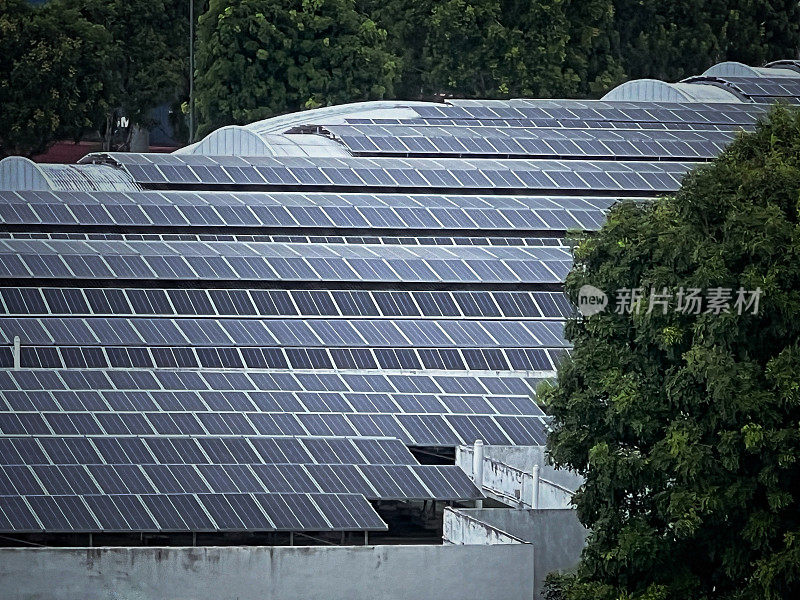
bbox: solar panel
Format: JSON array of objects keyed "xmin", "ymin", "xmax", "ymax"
[
  {"xmin": 0, "ymin": 372, "xmax": 547, "ymax": 447},
  {"xmin": 0, "ymin": 287, "xmax": 576, "ymax": 319},
  {"xmin": 5, "ymin": 90, "xmax": 738, "ymax": 539},
  {"xmin": 0, "ymin": 238, "xmax": 572, "ymax": 285},
  {"xmin": 80, "ymin": 153, "xmax": 694, "ymax": 193},
  {"xmin": 683, "ymin": 76, "xmax": 800, "ymax": 103},
  {"xmin": 2, "ymin": 345, "xmax": 565, "ymax": 373},
  {"xmin": 320, "ymin": 124, "xmax": 737, "ymax": 159},
  {"xmin": 0, "ymin": 315, "xmax": 567, "ymax": 348},
  {"xmin": 408, "ymin": 100, "xmax": 767, "ymax": 126},
  {"xmin": 0, "ymin": 190, "xmax": 612, "ymax": 233},
  {"xmin": 0, "ymin": 427, "xmax": 482, "ymax": 534},
  {"xmin": 0, "ymin": 492, "xmax": 387, "ymax": 533}
]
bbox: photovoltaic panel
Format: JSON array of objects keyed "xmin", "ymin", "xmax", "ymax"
[
  {"xmin": 5, "ymin": 91, "xmax": 729, "ymax": 538},
  {"xmin": 0, "ymin": 492, "xmax": 387, "ymax": 533},
  {"xmin": 1, "ymin": 346, "xmax": 565, "ymax": 372},
  {"xmin": 321, "ymin": 124, "xmax": 736, "ymax": 159},
  {"xmin": 0, "ymin": 190, "xmax": 613, "ymax": 233},
  {"xmin": 683, "ymin": 76, "xmax": 800, "ymax": 103},
  {"xmin": 80, "ymin": 153, "xmax": 694, "ymax": 193},
  {"xmin": 0, "ymin": 288, "xmax": 575, "ymax": 320},
  {"xmin": 0, "ymin": 239, "xmax": 571, "ymax": 285},
  {"xmin": 0, "ymin": 367, "xmax": 546, "ymax": 398},
  {"xmin": 0, "ymin": 433, "xmax": 483, "ymax": 493},
  {"xmin": 407, "ymin": 100, "xmax": 767, "ymax": 127},
  {"xmin": 0, "ymin": 381, "xmax": 547, "ymax": 448},
  {"xmin": 0, "ymin": 316, "xmax": 568, "ymax": 349},
  {"xmin": 0, "ymin": 385, "xmax": 548, "ymax": 417}
]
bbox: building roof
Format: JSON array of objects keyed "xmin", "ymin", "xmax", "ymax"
[
  {"xmin": 601, "ymin": 79, "xmax": 742, "ymax": 102},
  {"xmin": 0, "ymin": 60, "xmax": 797, "ymax": 537}
]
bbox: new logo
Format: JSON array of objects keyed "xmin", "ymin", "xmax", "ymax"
[{"xmin": 577, "ymin": 285, "xmax": 608, "ymax": 316}]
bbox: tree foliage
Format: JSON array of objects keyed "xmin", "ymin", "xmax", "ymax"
[
  {"xmin": 61, "ymin": 0, "xmax": 191, "ymax": 135},
  {"xmin": 611, "ymin": 0, "xmax": 800, "ymax": 81},
  {"xmin": 0, "ymin": 0, "xmax": 112, "ymax": 157},
  {"xmin": 360, "ymin": 0, "xmax": 625, "ymax": 100},
  {"xmin": 2, "ymin": 0, "xmax": 800, "ymax": 153},
  {"xmin": 564, "ymin": 0, "xmax": 625, "ymax": 97},
  {"xmin": 542, "ymin": 105, "xmax": 800, "ymax": 600},
  {"xmin": 423, "ymin": 0, "xmax": 572, "ymax": 98},
  {"xmin": 194, "ymin": 0, "xmax": 399, "ymax": 138},
  {"xmin": 0, "ymin": 0, "xmax": 190, "ymax": 156}
]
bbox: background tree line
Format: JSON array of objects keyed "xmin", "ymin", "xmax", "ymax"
[{"xmin": 1, "ymin": 0, "xmax": 799, "ymax": 156}]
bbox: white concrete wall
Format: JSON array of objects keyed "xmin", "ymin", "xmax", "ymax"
[
  {"xmin": 0, "ymin": 544, "xmax": 535, "ymax": 600},
  {"xmin": 444, "ymin": 508, "xmax": 588, "ymax": 600},
  {"xmin": 457, "ymin": 445, "xmax": 577, "ymax": 508},
  {"xmin": 458, "ymin": 445, "xmax": 583, "ymax": 492},
  {"xmin": 443, "ymin": 507, "xmax": 527, "ymax": 545}
]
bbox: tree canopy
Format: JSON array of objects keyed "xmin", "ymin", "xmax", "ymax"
[
  {"xmin": 0, "ymin": 0, "xmax": 190, "ymax": 156},
  {"xmin": 194, "ymin": 0, "xmax": 399, "ymax": 138},
  {"xmin": 611, "ymin": 0, "xmax": 800, "ymax": 81},
  {"xmin": 359, "ymin": 0, "xmax": 625, "ymax": 100},
  {"xmin": 0, "ymin": 0, "xmax": 111, "ymax": 157},
  {"xmin": 62, "ymin": 0, "xmax": 190, "ymax": 127},
  {"xmin": 1, "ymin": 0, "xmax": 800, "ymax": 152},
  {"xmin": 542, "ymin": 105, "xmax": 800, "ymax": 600}
]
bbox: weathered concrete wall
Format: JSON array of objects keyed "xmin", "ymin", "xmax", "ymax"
[
  {"xmin": 446, "ymin": 508, "xmax": 588, "ymax": 599},
  {"xmin": 0, "ymin": 543, "xmax": 535, "ymax": 600},
  {"xmin": 457, "ymin": 446, "xmax": 576, "ymax": 508},
  {"xmin": 457, "ymin": 444, "xmax": 583, "ymax": 494},
  {"xmin": 443, "ymin": 507, "xmax": 527, "ymax": 545}
]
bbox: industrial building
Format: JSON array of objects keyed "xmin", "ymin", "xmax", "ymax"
[{"xmin": 0, "ymin": 60, "xmax": 798, "ymax": 599}]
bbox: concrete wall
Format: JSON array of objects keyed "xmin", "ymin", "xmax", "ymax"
[
  {"xmin": 0, "ymin": 544, "xmax": 535, "ymax": 600},
  {"xmin": 457, "ymin": 444, "xmax": 583, "ymax": 493},
  {"xmin": 457, "ymin": 446, "xmax": 577, "ymax": 508},
  {"xmin": 443, "ymin": 507, "xmax": 527, "ymax": 545},
  {"xmin": 445, "ymin": 508, "xmax": 588, "ymax": 599}
]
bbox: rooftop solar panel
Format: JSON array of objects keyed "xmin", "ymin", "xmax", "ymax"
[
  {"xmin": 0, "ymin": 191, "xmax": 613, "ymax": 233},
  {"xmin": 5, "ymin": 89, "xmax": 748, "ymax": 539},
  {"xmin": 319, "ymin": 124, "xmax": 737, "ymax": 159},
  {"xmin": 404, "ymin": 100, "xmax": 767, "ymax": 127},
  {"xmin": 683, "ymin": 76, "xmax": 800, "ymax": 103},
  {"xmin": 0, "ymin": 492, "xmax": 387, "ymax": 533},
  {"xmin": 0, "ymin": 435, "xmax": 481, "ymax": 495},
  {"xmin": 0, "ymin": 367, "xmax": 547, "ymax": 447},
  {"xmin": 79, "ymin": 153, "xmax": 694, "ymax": 194},
  {"xmin": 0, "ymin": 238, "xmax": 572, "ymax": 285},
  {"xmin": 0, "ymin": 316, "xmax": 568, "ymax": 350}
]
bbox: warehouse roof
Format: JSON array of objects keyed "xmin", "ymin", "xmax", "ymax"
[{"xmin": 0, "ymin": 60, "xmax": 797, "ymax": 538}]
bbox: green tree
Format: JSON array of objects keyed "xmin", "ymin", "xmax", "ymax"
[
  {"xmin": 356, "ymin": 0, "xmax": 432, "ymax": 99},
  {"xmin": 610, "ymin": 0, "xmax": 800, "ymax": 81},
  {"xmin": 717, "ymin": 0, "xmax": 800, "ymax": 68},
  {"xmin": 60, "ymin": 0, "xmax": 191, "ymax": 148},
  {"xmin": 423, "ymin": 0, "xmax": 570, "ymax": 98},
  {"xmin": 361, "ymin": 0, "xmax": 624, "ymax": 100},
  {"xmin": 194, "ymin": 0, "xmax": 399, "ymax": 138},
  {"xmin": 0, "ymin": 0, "xmax": 112, "ymax": 157},
  {"xmin": 563, "ymin": 0, "xmax": 625, "ymax": 97},
  {"xmin": 542, "ymin": 105, "xmax": 800, "ymax": 600}
]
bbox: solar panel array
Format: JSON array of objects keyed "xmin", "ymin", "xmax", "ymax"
[
  {"xmin": 344, "ymin": 100, "xmax": 768, "ymax": 129},
  {"xmin": 685, "ymin": 76, "xmax": 800, "ymax": 104},
  {"xmin": 319, "ymin": 124, "xmax": 735, "ymax": 159},
  {"xmin": 6, "ymin": 67, "xmax": 797, "ymax": 536},
  {"xmin": 83, "ymin": 153, "xmax": 692, "ymax": 194},
  {"xmin": 0, "ymin": 191, "xmax": 612, "ymax": 233}
]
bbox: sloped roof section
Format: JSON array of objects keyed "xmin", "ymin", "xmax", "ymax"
[
  {"xmin": 0, "ymin": 156, "xmax": 141, "ymax": 192},
  {"xmin": 602, "ymin": 79, "xmax": 742, "ymax": 102},
  {"xmin": 703, "ymin": 61, "xmax": 798, "ymax": 78},
  {"xmin": 176, "ymin": 126, "xmax": 351, "ymax": 157}
]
